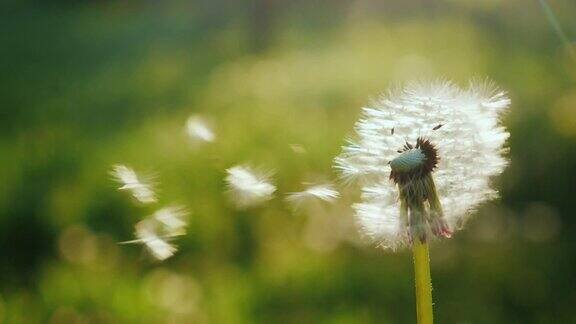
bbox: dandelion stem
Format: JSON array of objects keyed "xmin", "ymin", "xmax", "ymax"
[{"xmin": 413, "ymin": 241, "xmax": 433, "ymax": 324}]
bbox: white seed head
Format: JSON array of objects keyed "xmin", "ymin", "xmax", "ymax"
[
  {"xmin": 185, "ymin": 115, "xmax": 215, "ymax": 143},
  {"xmin": 225, "ymin": 165, "xmax": 276, "ymax": 209},
  {"xmin": 335, "ymin": 79, "xmax": 510, "ymax": 249},
  {"xmin": 286, "ymin": 183, "xmax": 340, "ymax": 208},
  {"xmin": 110, "ymin": 164, "xmax": 157, "ymax": 204}
]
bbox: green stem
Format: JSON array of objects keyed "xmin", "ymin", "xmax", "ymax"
[{"xmin": 413, "ymin": 241, "xmax": 433, "ymax": 324}]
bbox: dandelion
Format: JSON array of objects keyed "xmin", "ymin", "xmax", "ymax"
[
  {"xmin": 225, "ymin": 165, "xmax": 276, "ymax": 208},
  {"xmin": 153, "ymin": 205, "xmax": 189, "ymax": 237},
  {"xmin": 286, "ymin": 183, "xmax": 340, "ymax": 209},
  {"xmin": 335, "ymin": 79, "xmax": 510, "ymax": 324},
  {"xmin": 289, "ymin": 144, "xmax": 307, "ymax": 154},
  {"xmin": 110, "ymin": 164, "xmax": 157, "ymax": 204},
  {"xmin": 120, "ymin": 207, "xmax": 189, "ymax": 261},
  {"xmin": 185, "ymin": 115, "xmax": 215, "ymax": 143},
  {"xmin": 121, "ymin": 219, "xmax": 177, "ymax": 261}
]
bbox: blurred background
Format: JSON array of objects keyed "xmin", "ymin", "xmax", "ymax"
[{"xmin": 1, "ymin": 0, "xmax": 576, "ymax": 323}]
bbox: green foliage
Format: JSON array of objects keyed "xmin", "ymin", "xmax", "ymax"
[{"xmin": 1, "ymin": 0, "xmax": 576, "ymax": 323}]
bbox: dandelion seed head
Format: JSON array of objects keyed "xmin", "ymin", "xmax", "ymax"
[
  {"xmin": 286, "ymin": 183, "xmax": 340, "ymax": 208},
  {"xmin": 225, "ymin": 165, "xmax": 276, "ymax": 208},
  {"xmin": 110, "ymin": 164, "xmax": 157, "ymax": 204},
  {"xmin": 185, "ymin": 115, "xmax": 215, "ymax": 143},
  {"xmin": 335, "ymin": 79, "xmax": 510, "ymax": 249}
]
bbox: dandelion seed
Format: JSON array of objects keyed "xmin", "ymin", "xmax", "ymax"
[
  {"xmin": 225, "ymin": 165, "xmax": 276, "ymax": 208},
  {"xmin": 153, "ymin": 205, "xmax": 189, "ymax": 237},
  {"xmin": 286, "ymin": 183, "xmax": 340, "ymax": 208},
  {"xmin": 289, "ymin": 144, "xmax": 307, "ymax": 154},
  {"xmin": 110, "ymin": 164, "xmax": 157, "ymax": 204},
  {"xmin": 185, "ymin": 115, "xmax": 215, "ymax": 143},
  {"xmin": 120, "ymin": 219, "xmax": 177, "ymax": 261},
  {"xmin": 120, "ymin": 207, "xmax": 189, "ymax": 261},
  {"xmin": 335, "ymin": 79, "xmax": 510, "ymax": 249}
]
